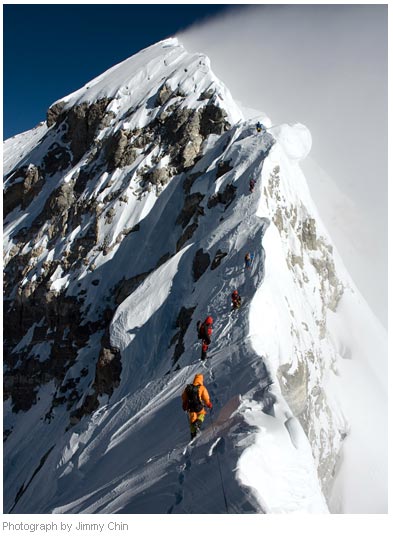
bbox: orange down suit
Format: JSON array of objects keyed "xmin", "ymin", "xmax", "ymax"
[{"xmin": 181, "ymin": 374, "xmax": 211, "ymax": 424}]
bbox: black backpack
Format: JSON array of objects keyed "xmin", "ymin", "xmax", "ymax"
[
  {"xmin": 196, "ymin": 321, "xmax": 203, "ymax": 339},
  {"xmin": 185, "ymin": 384, "xmax": 203, "ymax": 412}
]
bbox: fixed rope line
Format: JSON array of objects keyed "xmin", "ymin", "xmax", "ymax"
[{"xmin": 208, "ymin": 410, "xmax": 229, "ymax": 514}]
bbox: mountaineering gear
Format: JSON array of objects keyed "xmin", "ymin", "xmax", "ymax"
[
  {"xmin": 190, "ymin": 415, "xmax": 204, "ymax": 438},
  {"xmin": 231, "ymin": 290, "xmax": 242, "ymax": 310},
  {"xmin": 249, "ymin": 178, "xmax": 256, "ymax": 193},
  {"xmin": 244, "ymin": 252, "xmax": 253, "ymax": 270},
  {"xmin": 197, "ymin": 317, "xmax": 213, "ymax": 342},
  {"xmin": 196, "ymin": 320, "xmax": 202, "ymax": 338},
  {"xmin": 197, "ymin": 316, "xmax": 214, "ymax": 359},
  {"xmin": 181, "ymin": 374, "xmax": 212, "ymax": 439},
  {"xmin": 201, "ymin": 341, "xmax": 209, "ymax": 361},
  {"xmin": 256, "ymin": 121, "xmax": 265, "ymax": 133},
  {"xmin": 184, "ymin": 384, "xmax": 204, "ymax": 412}
]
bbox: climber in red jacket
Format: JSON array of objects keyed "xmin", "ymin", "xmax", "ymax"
[
  {"xmin": 231, "ymin": 290, "xmax": 242, "ymax": 310},
  {"xmin": 197, "ymin": 316, "xmax": 214, "ymax": 360}
]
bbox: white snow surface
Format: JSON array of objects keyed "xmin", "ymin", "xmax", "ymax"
[
  {"xmin": 270, "ymin": 123, "xmax": 312, "ymax": 161},
  {"xmin": 53, "ymin": 37, "xmax": 242, "ymax": 130},
  {"xmin": 249, "ymin": 132, "xmax": 388, "ymax": 513},
  {"xmin": 3, "ymin": 122, "xmax": 48, "ymax": 177},
  {"xmin": 2, "ymin": 38, "xmax": 387, "ymax": 515}
]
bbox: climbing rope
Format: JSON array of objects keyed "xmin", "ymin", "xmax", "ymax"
[{"xmin": 208, "ymin": 411, "xmax": 229, "ymax": 514}]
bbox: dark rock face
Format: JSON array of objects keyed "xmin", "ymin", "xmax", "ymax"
[
  {"xmin": 59, "ymin": 98, "xmax": 113, "ymax": 163},
  {"xmin": 171, "ymin": 306, "xmax": 196, "ymax": 364},
  {"xmin": 183, "ymin": 172, "xmax": 203, "ymax": 195},
  {"xmin": 114, "ymin": 270, "xmax": 154, "ymax": 306},
  {"xmin": 176, "ymin": 193, "xmax": 205, "ymax": 229},
  {"xmin": 176, "ymin": 223, "xmax": 199, "ymax": 252},
  {"xmin": 3, "ymin": 287, "xmax": 95, "ymax": 413},
  {"xmin": 175, "ymin": 190, "xmax": 206, "ymax": 252},
  {"xmin": 69, "ymin": 331, "xmax": 122, "ymax": 427},
  {"xmin": 211, "ymin": 249, "xmax": 228, "ymax": 270},
  {"xmin": 46, "ymin": 101, "xmax": 66, "ymax": 127},
  {"xmin": 160, "ymin": 101, "xmax": 230, "ymax": 169},
  {"xmin": 156, "ymin": 83, "xmax": 173, "ymax": 106},
  {"xmin": 198, "ymin": 88, "xmax": 215, "ymax": 101},
  {"xmin": 216, "ymin": 159, "xmax": 233, "ymax": 180},
  {"xmin": 301, "ymin": 217, "xmax": 318, "ymax": 251},
  {"xmin": 199, "ymin": 103, "xmax": 229, "ymax": 138},
  {"xmin": 4, "ymin": 165, "xmax": 45, "ymax": 216},
  {"xmin": 95, "ymin": 344, "xmax": 122, "ymax": 397},
  {"xmin": 5, "ymin": 99, "xmax": 113, "ymax": 219},
  {"xmin": 193, "ymin": 249, "xmax": 211, "ymax": 282},
  {"xmin": 207, "ymin": 183, "xmax": 237, "ymax": 210},
  {"xmin": 42, "ymin": 143, "xmax": 71, "ymax": 175},
  {"xmin": 144, "ymin": 166, "xmax": 172, "ymax": 188},
  {"xmin": 105, "ymin": 130, "xmax": 137, "ymax": 171}
]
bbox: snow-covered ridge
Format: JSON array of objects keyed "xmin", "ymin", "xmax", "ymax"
[
  {"xmin": 51, "ymin": 37, "xmax": 242, "ymax": 131},
  {"xmin": 3, "ymin": 122, "xmax": 48, "ymax": 177},
  {"xmin": 3, "ymin": 37, "xmax": 387, "ymax": 514}
]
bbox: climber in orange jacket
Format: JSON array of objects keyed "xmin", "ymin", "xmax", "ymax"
[{"xmin": 182, "ymin": 374, "xmax": 212, "ymax": 439}]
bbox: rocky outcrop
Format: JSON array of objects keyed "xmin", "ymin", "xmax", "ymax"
[
  {"xmin": 183, "ymin": 171, "xmax": 203, "ymax": 195},
  {"xmin": 216, "ymin": 159, "xmax": 233, "ymax": 180},
  {"xmin": 46, "ymin": 101, "xmax": 66, "ymax": 127},
  {"xmin": 156, "ymin": 83, "xmax": 175, "ymax": 106},
  {"xmin": 69, "ymin": 327, "xmax": 121, "ymax": 428},
  {"xmin": 161, "ymin": 101, "xmax": 230, "ymax": 169},
  {"xmin": 277, "ymin": 360, "xmax": 308, "ymax": 417},
  {"xmin": 171, "ymin": 306, "xmax": 196, "ymax": 364},
  {"xmin": 144, "ymin": 166, "xmax": 172, "ymax": 189},
  {"xmin": 42, "ymin": 142, "xmax": 71, "ymax": 175},
  {"xmin": 176, "ymin": 193, "xmax": 205, "ymax": 228},
  {"xmin": 175, "ymin": 191, "xmax": 206, "ymax": 252},
  {"xmin": 95, "ymin": 345, "xmax": 122, "ymax": 396},
  {"xmin": 114, "ymin": 269, "xmax": 154, "ymax": 306},
  {"xmin": 4, "ymin": 165, "xmax": 44, "ymax": 216},
  {"xmin": 192, "ymin": 248, "xmax": 210, "ymax": 282},
  {"xmin": 105, "ymin": 129, "xmax": 138, "ymax": 171},
  {"xmin": 176, "ymin": 223, "xmax": 198, "ymax": 252},
  {"xmin": 3, "ymin": 287, "xmax": 95, "ymax": 413},
  {"xmin": 58, "ymin": 98, "xmax": 113, "ymax": 163},
  {"xmin": 211, "ymin": 249, "xmax": 228, "ymax": 270},
  {"xmin": 207, "ymin": 183, "xmax": 237, "ymax": 209}
]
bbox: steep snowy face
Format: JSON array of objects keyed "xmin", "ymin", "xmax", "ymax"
[
  {"xmin": 3, "ymin": 37, "xmax": 242, "ymax": 418},
  {"xmin": 244, "ymin": 125, "xmax": 344, "ymax": 499},
  {"xmin": 5, "ymin": 38, "xmax": 274, "ymax": 513},
  {"xmin": 3, "ymin": 37, "xmax": 386, "ymax": 515},
  {"xmin": 243, "ymin": 123, "xmax": 387, "ymax": 513}
]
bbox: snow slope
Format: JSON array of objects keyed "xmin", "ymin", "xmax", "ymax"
[
  {"xmin": 3, "ymin": 37, "xmax": 387, "ymax": 514},
  {"xmin": 248, "ymin": 125, "xmax": 388, "ymax": 513}
]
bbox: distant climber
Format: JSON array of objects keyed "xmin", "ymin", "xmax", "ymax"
[
  {"xmin": 256, "ymin": 121, "xmax": 265, "ymax": 133},
  {"xmin": 182, "ymin": 374, "xmax": 212, "ymax": 439},
  {"xmin": 231, "ymin": 290, "xmax": 242, "ymax": 310},
  {"xmin": 244, "ymin": 252, "xmax": 253, "ymax": 270},
  {"xmin": 197, "ymin": 316, "xmax": 214, "ymax": 360},
  {"xmin": 249, "ymin": 178, "xmax": 256, "ymax": 193}
]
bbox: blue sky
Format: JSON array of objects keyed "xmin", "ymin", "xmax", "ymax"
[{"xmin": 3, "ymin": 4, "xmax": 231, "ymax": 139}]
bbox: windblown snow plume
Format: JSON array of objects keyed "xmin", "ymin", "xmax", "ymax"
[{"xmin": 3, "ymin": 37, "xmax": 387, "ymax": 514}]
